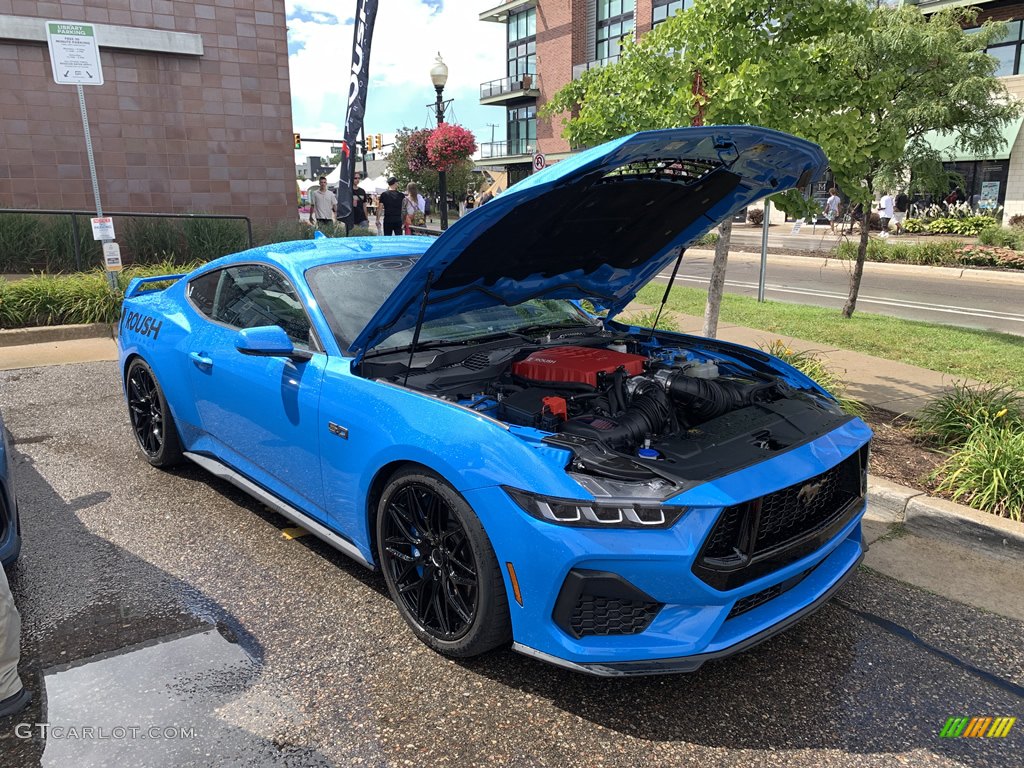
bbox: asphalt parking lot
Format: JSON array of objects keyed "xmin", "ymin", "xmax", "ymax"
[{"xmin": 1, "ymin": 361, "xmax": 1021, "ymax": 767}]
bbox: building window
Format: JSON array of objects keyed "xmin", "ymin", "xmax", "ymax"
[
  {"xmin": 596, "ymin": 0, "xmax": 635, "ymax": 62},
  {"xmin": 968, "ymin": 20, "xmax": 1023, "ymax": 76},
  {"xmin": 507, "ymin": 8, "xmax": 536, "ymax": 79},
  {"xmin": 652, "ymin": 0, "xmax": 693, "ymax": 26},
  {"xmin": 507, "ymin": 104, "xmax": 536, "ymax": 155}
]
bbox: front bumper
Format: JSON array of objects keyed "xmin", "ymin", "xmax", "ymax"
[{"xmin": 462, "ymin": 419, "xmax": 871, "ymax": 674}]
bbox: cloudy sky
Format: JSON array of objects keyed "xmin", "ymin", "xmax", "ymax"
[{"xmin": 286, "ymin": 0, "xmax": 506, "ymax": 163}]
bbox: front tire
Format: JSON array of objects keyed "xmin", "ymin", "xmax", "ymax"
[
  {"xmin": 376, "ymin": 468, "xmax": 512, "ymax": 657},
  {"xmin": 125, "ymin": 358, "xmax": 184, "ymax": 468}
]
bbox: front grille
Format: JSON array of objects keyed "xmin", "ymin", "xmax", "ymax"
[
  {"xmin": 694, "ymin": 447, "xmax": 867, "ymax": 590},
  {"xmin": 571, "ymin": 595, "xmax": 661, "ymax": 637}
]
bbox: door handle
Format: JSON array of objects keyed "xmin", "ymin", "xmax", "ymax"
[{"xmin": 189, "ymin": 352, "xmax": 213, "ymax": 369}]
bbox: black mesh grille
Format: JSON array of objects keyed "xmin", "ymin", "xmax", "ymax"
[
  {"xmin": 703, "ymin": 504, "xmax": 744, "ymax": 559},
  {"xmin": 727, "ymin": 584, "xmax": 783, "ymax": 620},
  {"xmin": 462, "ymin": 352, "xmax": 490, "ymax": 371},
  {"xmin": 571, "ymin": 595, "xmax": 661, "ymax": 637}
]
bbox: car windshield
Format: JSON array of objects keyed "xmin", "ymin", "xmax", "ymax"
[{"xmin": 306, "ymin": 256, "xmax": 596, "ymax": 354}]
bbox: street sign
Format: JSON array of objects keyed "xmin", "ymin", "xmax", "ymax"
[
  {"xmin": 533, "ymin": 152, "xmax": 546, "ymax": 172},
  {"xmin": 102, "ymin": 242, "xmax": 123, "ymax": 272},
  {"xmin": 790, "ymin": 219, "xmax": 804, "ymax": 235},
  {"xmin": 46, "ymin": 21, "xmax": 104, "ymax": 86},
  {"xmin": 90, "ymin": 216, "xmax": 115, "ymax": 240}
]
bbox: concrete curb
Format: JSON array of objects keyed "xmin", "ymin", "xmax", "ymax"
[
  {"xmin": 0, "ymin": 323, "xmax": 116, "ymax": 347},
  {"xmin": 865, "ymin": 475, "xmax": 1024, "ymax": 557}
]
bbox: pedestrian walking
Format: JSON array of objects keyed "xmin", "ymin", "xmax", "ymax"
[
  {"xmin": 378, "ymin": 177, "xmax": 405, "ymax": 236},
  {"xmin": 0, "ymin": 565, "xmax": 30, "ymax": 718},
  {"xmin": 308, "ymin": 176, "xmax": 336, "ymax": 230},
  {"xmin": 893, "ymin": 190, "xmax": 910, "ymax": 235},
  {"xmin": 878, "ymin": 192, "xmax": 895, "ymax": 233},
  {"xmin": 351, "ymin": 172, "xmax": 369, "ymax": 230},
  {"xmin": 403, "ymin": 182, "xmax": 425, "ymax": 235},
  {"xmin": 824, "ymin": 187, "xmax": 841, "ymax": 234}
]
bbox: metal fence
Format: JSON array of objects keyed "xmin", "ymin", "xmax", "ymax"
[{"xmin": 0, "ymin": 209, "xmax": 253, "ymax": 273}]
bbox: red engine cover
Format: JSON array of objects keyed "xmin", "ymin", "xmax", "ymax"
[{"xmin": 512, "ymin": 346, "xmax": 647, "ymax": 386}]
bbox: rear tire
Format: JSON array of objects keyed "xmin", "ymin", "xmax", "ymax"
[
  {"xmin": 125, "ymin": 358, "xmax": 184, "ymax": 468},
  {"xmin": 376, "ymin": 468, "xmax": 512, "ymax": 658}
]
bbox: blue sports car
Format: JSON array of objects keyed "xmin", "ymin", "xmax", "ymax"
[
  {"xmin": 117, "ymin": 126, "xmax": 871, "ymax": 675},
  {"xmin": 1, "ymin": 407, "xmax": 21, "ymax": 568}
]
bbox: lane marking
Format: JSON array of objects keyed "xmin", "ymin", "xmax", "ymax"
[
  {"xmin": 280, "ymin": 527, "xmax": 310, "ymax": 540},
  {"xmin": 656, "ymin": 274, "xmax": 1024, "ymax": 324}
]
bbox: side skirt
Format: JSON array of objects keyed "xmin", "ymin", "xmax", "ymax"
[{"xmin": 183, "ymin": 451, "xmax": 375, "ymax": 570}]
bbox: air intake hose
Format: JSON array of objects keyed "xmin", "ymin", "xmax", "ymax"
[
  {"xmin": 559, "ymin": 385, "xmax": 672, "ymax": 449},
  {"xmin": 665, "ymin": 372, "xmax": 772, "ymax": 422}
]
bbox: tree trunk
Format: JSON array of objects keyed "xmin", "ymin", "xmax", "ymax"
[
  {"xmin": 702, "ymin": 218, "xmax": 732, "ymax": 337},
  {"xmin": 842, "ymin": 219, "xmax": 870, "ymax": 318}
]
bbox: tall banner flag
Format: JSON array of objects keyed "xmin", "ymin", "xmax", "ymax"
[{"xmin": 338, "ymin": 0, "xmax": 378, "ymax": 227}]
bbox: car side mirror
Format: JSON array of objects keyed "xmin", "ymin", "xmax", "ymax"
[{"xmin": 235, "ymin": 326, "xmax": 313, "ymax": 362}]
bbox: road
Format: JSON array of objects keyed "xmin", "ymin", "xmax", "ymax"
[
  {"xmin": 1, "ymin": 362, "xmax": 1021, "ymax": 767},
  {"xmin": 663, "ymin": 249, "xmax": 1024, "ymax": 335}
]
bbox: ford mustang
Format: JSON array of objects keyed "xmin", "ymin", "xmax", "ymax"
[{"xmin": 117, "ymin": 126, "xmax": 871, "ymax": 675}]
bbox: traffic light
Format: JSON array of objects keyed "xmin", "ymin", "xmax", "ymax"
[
  {"xmin": 365, "ymin": 135, "xmax": 374, "ymax": 151},
  {"xmin": 293, "ymin": 133, "xmax": 301, "ymax": 150},
  {"xmin": 376, "ymin": 133, "xmax": 383, "ymax": 149}
]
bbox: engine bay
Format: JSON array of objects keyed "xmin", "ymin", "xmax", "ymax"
[{"xmin": 359, "ymin": 328, "xmax": 852, "ymax": 487}]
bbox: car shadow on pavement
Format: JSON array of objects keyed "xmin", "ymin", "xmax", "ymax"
[{"xmin": 0, "ymin": 448, "xmax": 335, "ymax": 768}]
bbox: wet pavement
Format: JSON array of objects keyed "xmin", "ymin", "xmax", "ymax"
[{"xmin": 0, "ymin": 361, "xmax": 1021, "ymax": 767}]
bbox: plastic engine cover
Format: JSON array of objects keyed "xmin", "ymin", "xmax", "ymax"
[{"xmin": 512, "ymin": 346, "xmax": 647, "ymax": 386}]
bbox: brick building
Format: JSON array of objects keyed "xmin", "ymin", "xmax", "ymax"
[
  {"xmin": 477, "ymin": 0, "xmax": 691, "ymax": 185},
  {"xmin": 0, "ymin": 1, "xmax": 295, "ymax": 223}
]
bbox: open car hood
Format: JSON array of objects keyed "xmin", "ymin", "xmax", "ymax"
[{"xmin": 349, "ymin": 126, "xmax": 827, "ymax": 359}]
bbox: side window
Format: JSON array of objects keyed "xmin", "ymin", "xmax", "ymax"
[
  {"xmin": 187, "ymin": 269, "xmax": 222, "ymax": 318},
  {"xmin": 211, "ymin": 265, "xmax": 315, "ymax": 350}
]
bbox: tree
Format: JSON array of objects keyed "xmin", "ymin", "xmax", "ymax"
[
  {"xmin": 544, "ymin": 1, "xmax": 1021, "ymax": 327},
  {"xmin": 545, "ymin": 0, "xmax": 868, "ymax": 336},
  {"xmin": 819, "ymin": 6, "xmax": 1020, "ymax": 316}
]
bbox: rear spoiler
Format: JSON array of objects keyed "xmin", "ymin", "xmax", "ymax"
[{"xmin": 124, "ymin": 274, "xmax": 186, "ymax": 299}]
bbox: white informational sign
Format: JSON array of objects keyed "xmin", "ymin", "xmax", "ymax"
[
  {"xmin": 790, "ymin": 219, "xmax": 804, "ymax": 235},
  {"xmin": 46, "ymin": 21, "xmax": 104, "ymax": 86},
  {"xmin": 533, "ymin": 152, "xmax": 547, "ymax": 172},
  {"xmin": 979, "ymin": 181, "xmax": 1000, "ymax": 210},
  {"xmin": 102, "ymin": 242, "xmax": 123, "ymax": 272},
  {"xmin": 90, "ymin": 216, "xmax": 115, "ymax": 240}
]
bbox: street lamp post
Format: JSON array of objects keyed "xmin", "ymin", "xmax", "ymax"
[{"xmin": 430, "ymin": 53, "xmax": 449, "ymax": 231}]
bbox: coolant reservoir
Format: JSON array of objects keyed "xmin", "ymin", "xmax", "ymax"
[{"xmin": 683, "ymin": 361, "xmax": 719, "ymax": 379}]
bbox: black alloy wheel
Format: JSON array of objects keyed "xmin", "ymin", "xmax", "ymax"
[
  {"xmin": 377, "ymin": 469, "xmax": 511, "ymax": 657},
  {"xmin": 125, "ymin": 359, "xmax": 183, "ymax": 467}
]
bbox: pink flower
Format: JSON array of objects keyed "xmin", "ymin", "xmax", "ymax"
[{"xmin": 427, "ymin": 124, "xmax": 477, "ymax": 171}]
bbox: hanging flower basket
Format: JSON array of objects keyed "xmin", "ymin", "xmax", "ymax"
[
  {"xmin": 405, "ymin": 129, "xmax": 433, "ymax": 174},
  {"xmin": 427, "ymin": 124, "xmax": 477, "ymax": 172}
]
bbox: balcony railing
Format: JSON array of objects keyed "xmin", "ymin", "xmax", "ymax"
[
  {"xmin": 479, "ymin": 139, "xmax": 535, "ymax": 160},
  {"xmin": 572, "ymin": 56, "xmax": 620, "ymax": 80},
  {"xmin": 480, "ymin": 73, "xmax": 541, "ymax": 102}
]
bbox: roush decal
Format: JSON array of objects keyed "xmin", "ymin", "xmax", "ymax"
[{"xmin": 122, "ymin": 310, "xmax": 163, "ymax": 340}]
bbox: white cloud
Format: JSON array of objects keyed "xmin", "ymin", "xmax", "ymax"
[{"xmin": 287, "ymin": 1, "xmax": 506, "ymax": 164}]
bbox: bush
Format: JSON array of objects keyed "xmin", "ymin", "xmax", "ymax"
[
  {"xmin": 977, "ymin": 224, "xmax": 1024, "ymax": 250},
  {"xmin": 934, "ymin": 424, "xmax": 1024, "ymax": 520},
  {"xmin": 0, "ymin": 260, "xmax": 201, "ymax": 328},
  {"xmin": 122, "ymin": 218, "xmax": 183, "ymax": 264},
  {"xmin": 1008, "ymin": 213, "xmax": 1024, "ymax": 229},
  {"xmin": 747, "ymin": 207, "xmax": 764, "ymax": 226},
  {"xmin": 835, "ymin": 238, "xmax": 963, "ymax": 266},
  {"xmin": 955, "ymin": 244, "xmax": 1024, "ymax": 269},
  {"xmin": 900, "ymin": 218, "xmax": 927, "ymax": 234},
  {"xmin": 759, "ymin": 340, "xmax": 864, "ymax": 416},
  {"xmin": 915, "ymin": 381, "xmax": 1023, "ymax": 447},
  {"xmin": 693, "ymin": 231, "xmax": 719, "ymax": 247},
  {"xmin": 621, "ymin": 308, "xmax": 678, "ymax": 331},
  {"xmin": 182, "ymin": 216, "xmax": 249, "ymax": 262},
  {"xmin": 926, "ymin": 215, "xmax": 991, "ymax": 236}
]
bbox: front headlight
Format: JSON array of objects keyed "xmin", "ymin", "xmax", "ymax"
[{"xmin": 503, "ymin": 487, "xmax": 687, "ymax": 529}]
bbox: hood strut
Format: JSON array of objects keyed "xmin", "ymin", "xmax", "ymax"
[
  {"xmin": 403, "ymin": 271, "xmax": 434, "ymax": 387},
  {"xmin": 648, "ymin": 247, "xmax": 686, "ymax": 339}
]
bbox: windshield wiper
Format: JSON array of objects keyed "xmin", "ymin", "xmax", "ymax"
[{"xmin": 513, "ymin": 322, "xmax": 602, "ymax": 337}]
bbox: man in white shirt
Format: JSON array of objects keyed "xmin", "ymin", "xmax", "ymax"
[
  {"xmin": 824, "ymin": 188, "xmax": 841, "ymax": 234},
  {"xmin": 308, "ymin": 176, "xmax": 336, "ymax": 229},
  {"xmin": 878, "ymin": 192, "xmax": 895, "ymax": 233}
]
